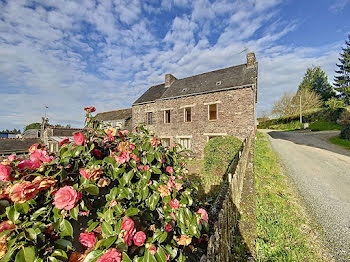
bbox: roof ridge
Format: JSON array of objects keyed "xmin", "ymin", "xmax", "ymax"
[
  {"xmin": 96, "ymin": 108, "xmax": 132, "ymax": 114},
  {"xmin": 0, "ymin": 137, "xmax": 40, "ymax": 140}
]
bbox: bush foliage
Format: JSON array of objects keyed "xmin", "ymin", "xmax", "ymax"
[
  {"xmin": 340, "ymin": 124, "xmax": 350, "ymax": 140},
  {"xmin": 309, "ymin": 121, "xmax": 342, "ymax": 131},
  {"xmin": 0, "ymin": 107, "xmax": 209, "ymax": 262},
  {"xmin": 204, "ymin": 136, "xmax": 242, "ymax": 177}
]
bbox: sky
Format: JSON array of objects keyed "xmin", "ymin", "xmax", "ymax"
[{"xmin": 0, "ymin": 0, "xmax": 349, "ymax": 130}]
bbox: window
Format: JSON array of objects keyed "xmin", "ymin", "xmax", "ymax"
[
  {"xmin": 179, "ymin": 138, "xmax": 191, "ymax": 150},
  {"xmin": 184, "ymin": 107, "xmax": 192, "ymax": 122},
  {"xmin": 209, "ymin": 104, "xmax": 218, "ymax": 120},
  {"xmin": 146, "ymin": 112, "xmax": 153, "ymax": 125},
  {"xmin": 162, "ymin": 138, "xmax": 171, "ymax": 147},
  {"xmin": 164, "ymin": 110, "xmax": 171, "ymax": 123}
]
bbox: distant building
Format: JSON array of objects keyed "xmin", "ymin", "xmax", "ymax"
[
  {"xmin": 0, "ymin": 138, "xmax": 40, "ymax": 158},
  {"xmin": 132, "ymin": 53, "xmax": 258, "ymax": 157},
  {"xmin": 0, "ymin": 132, "xmax": 21, "ymax": 138},
  {"xmin": 23, "ymin": 129, "xmax": 41, "ymax": 138},
  {"xmin": 95, "ymin": 108, "xmax": 132, "ymax": 130}
]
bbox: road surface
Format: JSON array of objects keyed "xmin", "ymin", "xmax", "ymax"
[{"xmin": 262, "ymin": 130, "xmax": 350, "ymax": 261}]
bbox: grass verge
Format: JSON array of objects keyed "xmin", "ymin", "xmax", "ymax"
[
  {"xmin": 329, "ymin": 136, "xmax": 350, "ymax": 150},
  {"xmin": 255, "ymin": 132, "xmax": 329, "ymax": 261},
  {"xmin": 309, "ymin": 121, "xmax": 342, "ymax": 131}
]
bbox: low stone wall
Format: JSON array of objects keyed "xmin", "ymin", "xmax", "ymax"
[{"xmin": 201, "ymin": 131, "xmax": 256, "ymax": 261}]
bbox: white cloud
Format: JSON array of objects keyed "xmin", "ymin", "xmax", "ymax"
[
  {"xmin": 329, "ymin": 0, "xmax": 349, "ymax": 13},
  {"xmin": 0, "ymin": 0, "xmax": 344, "ymax": 130}
]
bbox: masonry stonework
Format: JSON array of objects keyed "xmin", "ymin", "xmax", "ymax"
[{"xmin": 132, "ymin": 87, "xmax": 256, "ymax": 157}]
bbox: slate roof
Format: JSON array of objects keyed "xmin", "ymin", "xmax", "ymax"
[
  {"xmin": 133, "ymin": 63, "xmax": 257, "ymax": 105},
  {"xmin": 51, "ymin": 128, "xmax": 82, "ymax": 137},
  {"xmin": 0, "ymin": 138, "xmax": 41, "ymax": 154},
  {"xmin": 95, "ymin": 108, "xmax": 132, "ymax": 121},
  {"xmin": 133, "ymin": 84, "xmax": 167, "ymax": 105}
]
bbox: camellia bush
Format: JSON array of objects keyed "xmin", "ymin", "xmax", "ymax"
[{"xmin": 0, "ymin": 107, "xmax": 209, "ymax": 262}]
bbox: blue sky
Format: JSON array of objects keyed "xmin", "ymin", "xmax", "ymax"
[{"xmin": 0, "ymin": 0, "xmax": 349, "ymax": 130}]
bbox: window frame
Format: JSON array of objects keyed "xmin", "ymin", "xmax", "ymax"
[
  {"xmin": 164, "ymin": 110, "xmax": 171, "ymax": 124},
  {"xmin": 146, "ymin": 112, "xmax": 153, "ymax": 125},
  {"xmin": 184, "ymin": 107, "xmax": 192, "ymax": 122},
  {"xmin": 208, "ymin": 103, "xmax": 218, "ymax": 121}
]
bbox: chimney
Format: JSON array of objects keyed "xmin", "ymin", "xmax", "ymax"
[
  {"xmin": 165, "ymin": 73, "xmax": 177, "ymax": 88},
  {"xmin": 246, "ymin": 52, "xmax": 256, "ymax": 68}
]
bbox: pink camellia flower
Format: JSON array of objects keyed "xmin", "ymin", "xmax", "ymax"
[
  {"xmin": 0, "ymin": 164, "xmax": 11, "ymax": 182},
  {"xmin": 92, "ymin": 149, "xmax": 103, "ymax": 159},
  {"xmin": 148, "ymin": 245, "xmax": 157, "ymax": 255},
  {"xmin": 8, "ymin": 155, "xmax": 16, "ymax": 162},
  {"xmin": 167, "ymin": 177, "xmax": 175, "ymax": 189},
  {"xmin": 79, "ymin": 232, "xmax": 96, "ymax": 248},
  {"xmin": 143, "ymin": 165, "xmax": 150, "ymax": 171},
  {"xmin": 164, "ymin": 223, "xmax": 173, "ymax": 233},
  {"xmin": 17, "ymin": 159, "xmax": 34, "ymax": 170},
  {"xmin": 124, "ymin": 228, "xmax": 136, "ymax": 246},
  {"xmin": 130, "ymin": 153, "xmax": 140, "ymax": 163},
  {"xmin": 59, "ymin": 137, "xmax": 70, "ymax": 147},
  {"xmin": 84, "ymin": 106, "xmax": 96, "ymax": 113},
  {"xmin": 54, "ymin": 186, "xmax": 82, "ymax": 210},
  {"xmin": 109, "ymin": 200, "xmax": 118, "ymax": 207},
  {"xmin": 96, "ymin": 248, "xmax": 122, "ymax": 262},
  {"xmin": 30, "ymin": 149, "xmax": 48, "ymax": 162},
  {"xmin": 197, "ymin": 208, "xmax": 209, "ymax": 223},
  {"xmin": 79, "ymin": 210, "xmax": 90, "ymax": 216},
  {"xmin": 133, "ymin": 231, "xmax": 146, "ymax": 246},
  {"xmin": 170, "ymin": 212, "xmax": 176, "ymax": 220},
  {"xmin": 121, "ymin": 217, "xmax": 134, "ymax": 233},
  {"xmin": 79, "ymin": 168, "xmax": 89, "ymax": 180},
  {"xmin": 169, "ymin": 199, "xmax": 179, "ymax": 209},
  {"xmin": 28, "ymin": 143, "xmax": 39, "ymax": 153},
  {"xmin": 73, "ymin": 132, "xmax": 85, "ymax": 146},
  {"xmin": 166, "ymin": 166, "xmax": 173, "ymax": 174},
  {"xmin": 118, "ymin": 130, "xmax": 129, "ymax": 137},
  {"xmin": 115, "ymin": 151, "xmax": 130, "ymax": 165},
  {"xmin": 9, "ymin": 181, "xmax": 39, "ymax": 203}
]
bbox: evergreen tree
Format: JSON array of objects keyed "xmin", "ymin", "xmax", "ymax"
[
  {"xmin": 334, "ymin": 34, "xmax": 350, "ymax": 104},
  {"xmin": 298, "ymin": 66, "xmax": 335, "ymax": 101}
]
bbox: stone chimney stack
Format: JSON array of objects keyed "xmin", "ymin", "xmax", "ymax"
[
  {"xmin": 246, "ymin": 52, "xmax": 256, "ymax": 68},
  {"xmin": 165, "ymin": 73, "xmax": 177, "ymax": 88}
]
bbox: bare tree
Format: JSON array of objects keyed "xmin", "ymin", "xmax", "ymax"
[{"xmin": 272, "ymin": 89, "xmax": 322, "ymax": 117}]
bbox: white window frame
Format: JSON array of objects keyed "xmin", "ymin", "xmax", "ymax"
[
  {"xmin": 161, "ymin": 136, "xmax": 172, "ymax": 147},
  {"xmin": 163, "ymin": 110, "xmax": 171, "ymax": 124},
  {"xmin": 184, "ymin": 107, "xmax": 192, "ymax": 123},
  {"xmin": 176, "ymin": 135, "xmax": 192, "ymax": 150},
  {"xmin": 207, "ymin": 103, "xmax": 218, "ymax": 121},
  {"xmin": 146, "ymin": 112, "xmax": 153, "ymax": 125},
  {"xmin": 204, "ymin": 133, "xmax": 227, "ymax": 142}
]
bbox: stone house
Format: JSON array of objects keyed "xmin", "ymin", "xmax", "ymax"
[
  {"xmin": 132, "ymin": 53, "xmax": 258, "ymax": 157},
  {"xmin": 0, "ymin": 138, "xmax": 41, "ymax": 160},
  {"xmin": 95, "ymin": 108, "xmax": 132, "ymax": 130}
]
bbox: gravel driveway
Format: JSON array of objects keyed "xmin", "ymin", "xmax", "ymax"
[{"xmin": 261, "ymin": 130, "xmax": 350, "ymax": 261}]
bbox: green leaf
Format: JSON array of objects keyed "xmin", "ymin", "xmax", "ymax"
[
  {"xmin": 59, "ymin": 219, "xmax": 73, "ymax": 238},
  {"xmin": 83, "ymin": 250, "xmax": 103, "ymax": 262},
  {"xmin": 14, "ymin": 202, "xmax": 29, "ymax": 214},
  {"xmin": 84, "ymin": 184, "xmax": 99, "ymax": 195},
  {"xmin": 125, "ymin": 207, "xmax": 139, "ymax": 217},
  {"xmin": 51, "ymin": 249, "xmax": 68, "ymax": 260},
  {"xmin": 87, "ymin": 221, "xmax": 99, "ymax": 232},
  {"xmin": 152, "ymin": 168, "xmax": 162, "ymax": 175},
  {"xmin": 70, "ymin": 205, "xmax": 79, "ymax": 221},
  {"xmin": 6, "ymin": 206, "xmax": 20, "ymax": 223},
  {"xmin": 141, "ymin": 186, "xmax": 149, "ymax": 200},
  {"xmin": 15, "ymin": 246, "xmax": 35, "ymax": 262},
  {"xmin": 142, "ymin": 248, "xmax": 156, "ymax": 262},
  {"xmin": 148, "ymin": 193, "xmax": 160, "ymax": 211},
  {"xmin": 25, "ymin": 228, "xmax": 38, "ymax": 242},
  {"xmin": 146, "ymin": 153, "xmax": 154, "ymax": 164},
  {"xmin": 101, "ymin": 222, "xmax": 114, "ymax": 237},
  {"xmin": 155, "ymin": 247, "xmax": 167, "ymax": 262},
  {"xmin": 122, "ymin": 252, "xmax": 132, "ymax": 262},
  {"xmin": 104, "ymin": 208, "xmax": 114, "ymax": 224},
  {"xmin": 155, "ymin": 152, "xmax": 162, "ymax": 162},
  {"xmin": 54, "ymin": 239, "xmax": 72, "ymax": 251},
  {"xmin": 158, "ymin": 232, "xmax": 167, "ymax": 243},
  {"xmin": 121, "ymin": 170, "xmax": 134, "ymax": 186},
  {"xmin": 100, "ymin": 236, "xmax": 117, "ymax": 249}
]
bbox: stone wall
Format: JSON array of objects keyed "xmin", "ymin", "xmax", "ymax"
[
  {"xmin": 203, "ymin": 131, "xmax": 256, "ymax": 261},
  {"xmin": 132, "ymin": 87, "xmax": 256, "ymax": 157}
]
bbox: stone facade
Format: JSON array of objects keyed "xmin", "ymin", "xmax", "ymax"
[
  {"xmin": 133, "ymin": 87, "xmax": 256, "ymax": 157},
  {"xmin": 132, "ymin": 53, "xmax": 258, "ymax": 157}
]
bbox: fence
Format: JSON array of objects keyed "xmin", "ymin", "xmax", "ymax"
[{"xmin": 201, "ymin": 131, "xmax": 256, "ymax": 261}]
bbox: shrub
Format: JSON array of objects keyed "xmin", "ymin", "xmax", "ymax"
[
  {"xmin": 338, "ymin": 107, "xmax": 350, "ymax": 126},
  {"xmin": 309, "ymin": 121, "xmax": 342, "ymax": 131},
  {"xmin": 325, "ymin": 97, "xmax": 345, "ymax": 110},
  {"xmin": 268, "ymin": 121, "xmax": 303, "ymax": 131},
  {"xmin": 340, "ymin": 124, "xmax": 350, "ymax": 140},
  {"xmin": 204, "ymin": 136, "xmax": 242, "ymax": 177},
  {"xmin": 0, "ymin": 107, "xmax": 209, "ymax": 261}
]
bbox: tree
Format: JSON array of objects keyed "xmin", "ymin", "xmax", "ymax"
[
  {"xmin": 272, "ymin": 89, "xmax": 322, "ymax": 117},
  {"xmin": 325, "ymin": 97, "xmax": 345, "ymax": 110},
  {"xmin": 24, "ymin": 122, "xmax": 41, "ymax": 131},
  {"xmin": 298, "ymin": 66, "xmax": 335, "ymax": 101},
  {"xmin": 334, "ymin": 34, "xmax": 350, "ymax": 104}
]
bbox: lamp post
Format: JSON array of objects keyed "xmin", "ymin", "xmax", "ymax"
[{"xmin": 298, "ymin": 95, "xmax": 302, "ymax": 125}]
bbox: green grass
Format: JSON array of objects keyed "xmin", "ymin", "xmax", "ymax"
[
  {"xmin": 309, "ymin": 121, "xmax": 342, "ymax": 131},
  {"xmin": 255, "ymin": 132, "xmax": 328, "ymax": 261},
  {"xmin": 329, "ymin": 136, "xmax": 350, "ymax": 150}
]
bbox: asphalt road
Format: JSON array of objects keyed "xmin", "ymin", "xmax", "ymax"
[{"xmin": 262, "ymin": 130, "xmax": 350, "ymax": 261}]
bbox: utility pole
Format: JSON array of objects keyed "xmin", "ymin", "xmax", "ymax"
[
  {"xmin": 44, "ymin": 106, "xmax": 48, "ymax": 119},
  {"xmin": 299, "ymin": 95, "xmax": 302, "ymax": 125}
]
